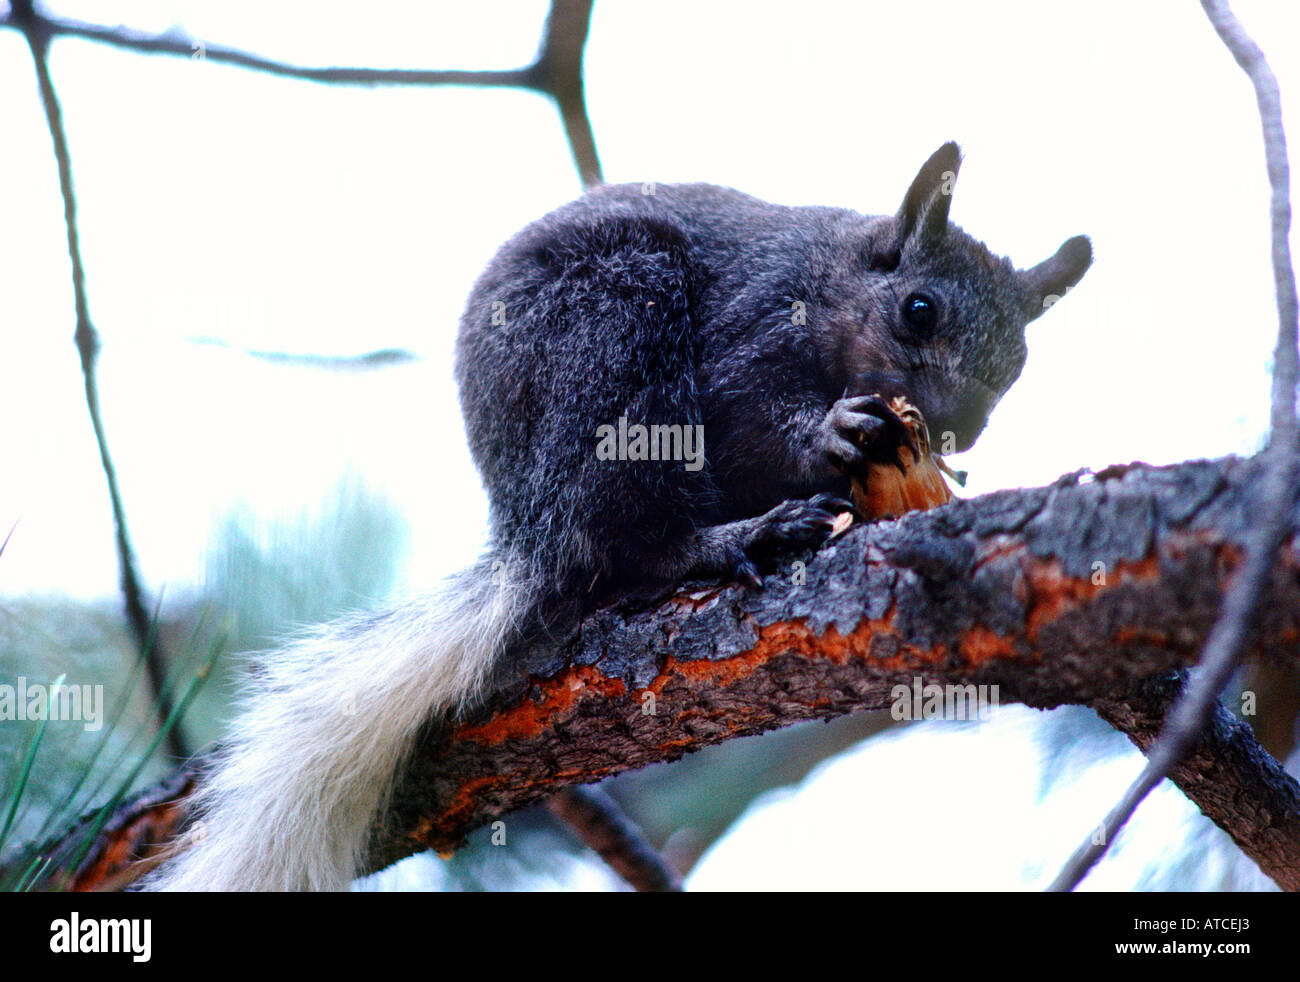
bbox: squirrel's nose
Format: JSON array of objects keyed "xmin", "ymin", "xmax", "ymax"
[{"xmin": 926, "ymin": 381, "xmax": 997, "ymax": 455}]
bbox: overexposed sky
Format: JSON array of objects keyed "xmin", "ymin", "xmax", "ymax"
[
  {"xmin": 2, "ymin": 0, "xmax": 1296, "ymax": 599},
  {"xmin": 1, "ymin": 1, "xmax": 1295, "ymax": 891}
]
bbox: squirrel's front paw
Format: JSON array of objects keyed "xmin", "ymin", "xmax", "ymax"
[
  {"xmin": 744, "ymin": 493, "xmax": 855, "ymax": 565},
  {"xmin": 818, "ymin": 395, "xmax": 918, "ymax": 476}
]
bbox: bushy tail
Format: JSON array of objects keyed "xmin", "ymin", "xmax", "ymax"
[{"xmin": 144, "ymin": 554, "xmax": 520, "ymax": 891}]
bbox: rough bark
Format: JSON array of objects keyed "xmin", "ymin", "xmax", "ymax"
[
  {"xmin": 372, "ymin": 453, "xmax": 1300, "ymax": 885},
  {"xmin": 1096, "ymin": 673, "xmax": 1300, "ymax": 891},
  {"xmin": 32, "ymin": 453, "xmax": 1300, "ymax": 890}
]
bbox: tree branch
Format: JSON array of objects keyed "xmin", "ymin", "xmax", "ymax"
[
  {"xmin": 10, "ymin": 0, "xmax": 185, "ymax": 760},
  {"xmin": 535, "ymin": 0, "xmax": 602, "ymax": 187},
  {"xmin": 0, "ymin": 6, "xmax": 535, "ymax": 88},
  {"xmin": 545, "ymin": 786, "xmax": 681, "ymax": 891},
  {"xmin": 1095, "ymin": 673, "xmax": 1300, "ymax": 891},
  {"xmin": 0, "ymin": 0, "xmax": 603, "ymax": 187},
  {"xmin": 26, "ymin": 453, "xmax": 1300, "ymax": 891}
]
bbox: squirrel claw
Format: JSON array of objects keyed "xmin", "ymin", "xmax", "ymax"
[
  {"xmin": 734, "ymin": 557, "xmax": 764, "ymax": 590},
  {"xmin": 808, "ymin": 492, "xmax": 857, "ymax": 518}
]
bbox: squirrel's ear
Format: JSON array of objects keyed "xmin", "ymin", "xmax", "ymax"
[
  {"xmin": 873, "ymin": 142, "xmax": 962, "ymax": 267},
  {"xmin": 1021, "ymin": 235, "xmax": 1092, "ymax": 319}
]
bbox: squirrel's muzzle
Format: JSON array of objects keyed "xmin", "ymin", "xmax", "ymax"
[{"xmin": 919, "ymin": 378, "xmax": 998, "ymax": 455}]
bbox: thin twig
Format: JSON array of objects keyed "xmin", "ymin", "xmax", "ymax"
[
  {"xmin": 1049, "ymin": 0, "xmax": 1299, "ymax": 891},
  {"xmin": 0, "ymin": 0, "xmax": 603, "ymax": 187},
  {"xmin": 546, "ymin": 786, "xmax": 682, "ymax": 892},
  {"xmin": 10, "ymin": 0, "xmax": 186, "ymax": 760},
  {"xmin": 0, "ymin": 9, "xmax": 536, "ymax": 88}
]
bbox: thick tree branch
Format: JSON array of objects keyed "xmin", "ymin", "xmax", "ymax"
[
  {"xmin": 1095, "ymin": 673, "xmax": 1300, "ymax": 891},
  {"xmin": 26, "ymin": 453, "xmax": 1300, "ymax": 891},
  {"xmin": 378, "ymin": 455, "xmax": 1300, "ymax": 888}
]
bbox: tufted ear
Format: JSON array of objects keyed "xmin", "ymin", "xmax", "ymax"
[
  {"xmin": 872, "ymin": 142, "xmax": 962, "ymax": 268},
  {"xmin": 1021, "ymin": 235, "xmax": 1093, "ymax": 319}
]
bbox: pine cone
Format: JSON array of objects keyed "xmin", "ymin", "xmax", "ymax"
[{"xmin": 849, "ymin": 394, "xmax": 957, "ymax": 520}]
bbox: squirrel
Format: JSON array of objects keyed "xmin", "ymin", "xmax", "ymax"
[{"xmin": 144, "ymin": 142, "xmax": 1091, "ymax": 890}]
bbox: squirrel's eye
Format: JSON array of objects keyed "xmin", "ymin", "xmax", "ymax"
[{"xmin": 902, "ymin": 292, "xmax": 938, "ymax": 332}]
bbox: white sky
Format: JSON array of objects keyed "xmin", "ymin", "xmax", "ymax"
[
  {"xmin": 0, "ymin": 0, "xmax": 1295, "ymax": 889},
  {"xmin": 2, "ymin": 0, "xmax": 1296, "ymax": 599}
]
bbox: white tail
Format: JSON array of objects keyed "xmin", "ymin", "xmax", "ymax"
[{"xmin": 144, "ymin": 558, "xmax": 518, "ymax": 890}]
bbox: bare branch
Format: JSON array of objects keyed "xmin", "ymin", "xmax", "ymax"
[
  {"xmin": 9, "ymin": 0, "xmax": 185, "ymax": 760},
  {"xmin": 535, "ymin": 0, "xmax": 603, "ymax": 187},
  {"xmin": 0, "ymin": 0, "xmax": 603, "ymax": 187},
  {"xmin": 1048, "ymin": 0, "xmax": 1299, "ymax": 892},
  {"xmin": 545, "ymin": 786, "xmax": 681, "ymax": 891},
  {"xmin": 0, "ymin": 7, "xmax": 537, "ymax": 89}
]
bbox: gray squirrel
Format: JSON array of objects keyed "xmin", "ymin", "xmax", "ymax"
[{"xmin": 145, "ymin": 142, "xmax": 1091, "ymax": 890}]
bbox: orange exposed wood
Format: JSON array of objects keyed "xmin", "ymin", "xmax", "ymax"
[{"xmin": 456, "ymin": 665, "xmax": 627, "ymax": 745}]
